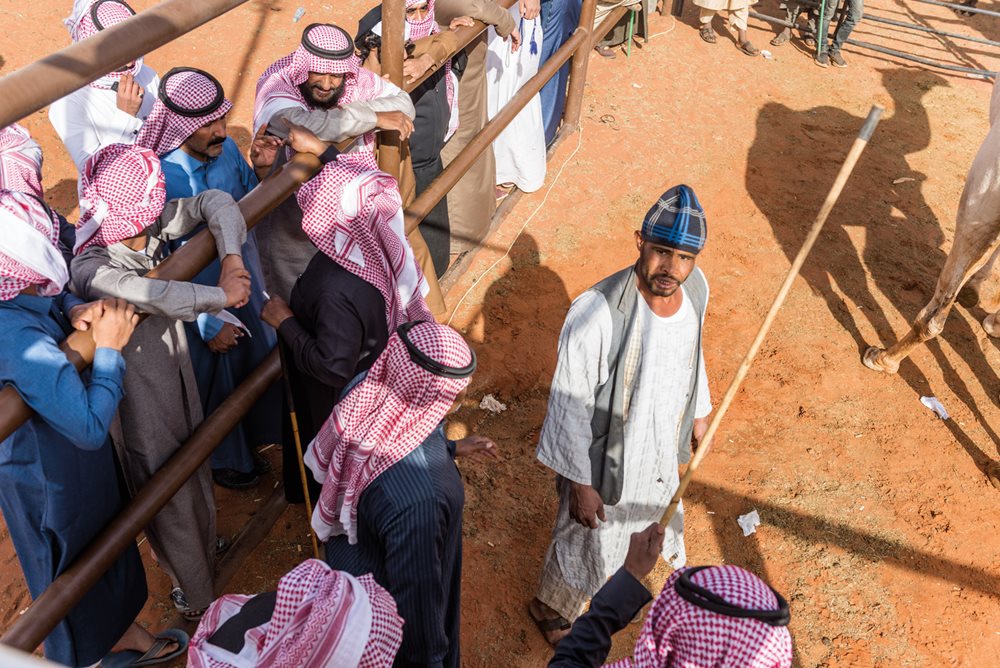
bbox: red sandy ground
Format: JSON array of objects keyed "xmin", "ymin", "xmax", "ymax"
[{"xmin": 2, "ymin": 0, "xmax": 1000, "ymax": 666}]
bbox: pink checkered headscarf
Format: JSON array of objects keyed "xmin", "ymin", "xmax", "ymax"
[
  {"xmin": 253, "ymin": 23, "xmax": 386, "ymax": 149},
  {"xmin": 74, "ymin": 144, "xmax": 166, "ymax": 253},
  {"xmin": 136, "ymin": 67, "xmax": 233, "ymax": 156},
  {"xmin": 605, "ymin": 566, "xmax": 793, "ymax": 668},
  {"xmin": 305, "ymin": 321, "xmax": 474, "ymax": 543},
  {"xmin": 188, "ymin": 559, "xmax": 403, "ymax": 668},
  {"xmin": 0, "ymin": 189, "xmax": 68, "ymax": 301},
  {"xmin": 65, "ymin": 0, "xmax": 144, "ymax": 88},
  {"xmin": 297, "ymin": 151, "xmax": 432, "ymax": 331},
  {"xmin": 0, "ymin": 124, "xmax": 43, "ymax": 199}
]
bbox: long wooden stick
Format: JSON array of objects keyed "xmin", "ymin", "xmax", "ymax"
[
  {"xmin": 275, "ymin": 340, "xmax": 321, "ymax": 559},
  {"xmin": 660, "ymin": 105, "xmax": 884, "ymax": 528}
]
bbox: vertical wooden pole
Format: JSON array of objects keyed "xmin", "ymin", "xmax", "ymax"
[
  {"xmin": 562, "ymin": 0, "xmax": 599, "ymax": 132},
  {"xmin": 378, "ymin": 0, "xmax": 406, "ymax": 179}
]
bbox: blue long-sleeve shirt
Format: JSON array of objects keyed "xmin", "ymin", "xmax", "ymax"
[
  {"xmin": 0, "ymin": 294, "xmax": 125, "ymax": 450},
  {"xmin": 324, "ymin": 424, "xmax": 464, "ymax": 668}
]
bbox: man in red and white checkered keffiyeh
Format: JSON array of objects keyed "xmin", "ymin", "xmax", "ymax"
[
  {"xmin": 0, "ymin": 124, "xmax": 44, "ymax": 199},
  {"xmin": 0, "ymin": 189, "xmax": 68, "ymax": 301},
  {"xmin": 296, "ymin": 151, "xmax": 432, "ymax": 331},
  {"xmin": 188, "ymin": 559, "xmax": 403, "ymax": 668},
  {"xmin": 605, "ymin": 566, "xmax": 793, "ymax": 668},
  {"xmin": 304, "ymin": 320, "xmax": 474, "ymax": 543},
  {"xmin": 74, "ymin": 144, "xmax": 166, "ymax": 253},
  {"xmin": 65, "ymin": 0, "xmax": 143, "ymax": 88},
  {"xmin": 136, "ymin": 67, "xmax": 233, "ymax": 157},
  {"xmin": 252, "ymin": 23, "xmax": 414, "ymax": 152}
]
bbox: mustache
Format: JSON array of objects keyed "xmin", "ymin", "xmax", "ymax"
[{"xmin": 207, "ymin": 136, "xmax": 226, "ymax": 146}]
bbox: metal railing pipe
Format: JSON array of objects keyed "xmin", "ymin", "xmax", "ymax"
[
  {"xmin": 1, "ymin": 350, "xmax": 282, "ymax": 652},
  {"xmin": 403, "ymin": 25, "xmax": 589, "ymax": 233},
  {"xmin": 563, "ymin": 0, "xmax": 599, "ymax": 131},
  {"xmin": 0, "ymin": 0, "xmax": 250, "ymax": 128},
  {"xmin": 906, "ymin": 0, "xmax": 1000, "ymax": 18},
  {"xmin": 749, "ymin": 10, "xmax": 996, "ymax": 77},
  {"xmin": 0, "ymin": 153, "xmax": 322, "ymax": 444},
  {"xmin": 378, "ymin": 0, "xmax": 407, "ymax": 180}
]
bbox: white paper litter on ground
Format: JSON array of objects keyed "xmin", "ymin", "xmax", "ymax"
[
  {"xmin": 920, "ymin": 396, "xmax": 950, "ymax": 420},
  {"xmin": 479, "ymin": 394, "xmax": 508, "ymax": 413},
  {"xmin": 737, "ymin": 509, "xmax": 761, "ymax": 536}
]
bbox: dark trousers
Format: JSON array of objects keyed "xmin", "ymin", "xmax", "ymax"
[{"xmin": 819, "ymin": 0, "xmax": 863, "ymax": 54}]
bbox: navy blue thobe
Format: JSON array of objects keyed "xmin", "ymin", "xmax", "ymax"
[
  {"xmin": 0, "ymin": 294, "xmax": 147, "ymax": 667},
  {"xmin": 324, "ymin": 425, "xmax": 464, "ymax": 668},
  {"xmin": 161, "ymin": 137, "xmax": 282, "ymax": 473}
]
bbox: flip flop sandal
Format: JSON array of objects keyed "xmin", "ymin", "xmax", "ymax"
[
  {"xmin": 528, "ymin": 604, "xmax": 571, "ymax": 646},
  {"xmin": 595, "ymin": 45, "xmax": 617, "ymax": 58},
  {"xmin": 102, "ymin": 628, "xmax": 189, "ymax": 668},
  {"xmin": 770, "ymin": 32, "xmax": 790, "ymax": 46},
  {"xmin": 739, "ymin": 40, "xmax": 760, "ymax": 56},
  {"xmin": 699, "ymin": 25, "xmax": 717, "ymax": 44}
]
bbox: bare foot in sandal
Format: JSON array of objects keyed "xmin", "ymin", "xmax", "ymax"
[
  {"xmin": 105, "ymin": 623, "xmax": 188, "ymax": 667},
  {"xmin": 529, "ymin": 597, "xmax": 572, "ymax": 646},
  {"xmin": 699, "ymin": 24, "xmax": 717, "ymax": 44},
  {"xmin": 770, "ymin": 29, "xmax": 790, "ymax": 46},
  {"xmin": 594, "ymin": 45, "xmax": 617, "ymax": 58}
]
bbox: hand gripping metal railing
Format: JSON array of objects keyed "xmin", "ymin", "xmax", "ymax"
[{"xmin": 0, "ymin": 0, "xmax": 617, "ymax": 653}]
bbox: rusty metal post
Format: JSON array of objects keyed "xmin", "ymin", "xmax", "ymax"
[
  {"xmin": 377, "ymin": 0, "xmax": 406, "ymax": 180},
  {"xmin": 0, "ymin": 153, "xmax": 321, "ymax": 444},
  {"xmin": 404, "ymin": 28, "xmax": 588, "ymax": 234},
  {"xmin": 0, "ymin": 0, "xmax": 250, "ymax": 128},
  {"xmin": 562, "ymin": 0, "xmax": 599, "ymax": 132},
  {"xmin": 1, "ymin": 351, "xmax": 283, "ymax": 653}
]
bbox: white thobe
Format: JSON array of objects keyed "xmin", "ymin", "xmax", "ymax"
[
  {"xmin": 486, "ymin": 6, "xmax": 547, "ymax": 193},
  {"xmin": 536, "ymin": 278, "xmax": 711, "ymax": 620},
  {"xmin": 48, "ymin": 64, "xmax": 159, "ymax": 172}
]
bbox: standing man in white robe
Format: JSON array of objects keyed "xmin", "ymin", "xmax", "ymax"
[
  {"xmin": 49, "ymin": 0, "xmax": 160, "ymax": 171},
  {"xmin": 529, "ymin": 184, "xmax": 713, "ymax": 646}
]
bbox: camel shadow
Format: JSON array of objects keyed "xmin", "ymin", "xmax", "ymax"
[{"xmin": 746, "ymin": 67, "xmax": 1000, "ymax": 477}]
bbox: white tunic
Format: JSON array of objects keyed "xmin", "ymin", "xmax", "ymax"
[
  {"xmin": 48, "ymin": 64, "xmax": 159, "ymax": 172},
  {"xmin": 537, "ymin": 278, "xmax": 711, "ymax": 594},
  {"xmin": 486, "ymin": 6, "xmax": 547, "ymax": 193}
]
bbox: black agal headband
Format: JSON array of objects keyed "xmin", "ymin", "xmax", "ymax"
[
  {"xmin": 675, "ymin": 567, "xmax": 791, "ymax": 627},
  {"xmin": 157, "ymin": 67, "xmax": 226, "ymax": 118},
  {"xmin": 397, "ymin": 322, "xmax": 476, "ymax": 379},
  {"xmin": 90, "ymin": 0, "xmax": 136, "ymax": 30},
  {"xmin": 301, "ymin": 23, "xmax": 355, "ymax": 60}
]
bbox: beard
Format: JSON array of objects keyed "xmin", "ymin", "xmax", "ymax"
[
  {"xmin": 298, "ymin": 80, "xmax": 346, "ymax": 110},
  {"xmin": 640, "ymin": 266, "xmax": 684, "ymax": 297}
]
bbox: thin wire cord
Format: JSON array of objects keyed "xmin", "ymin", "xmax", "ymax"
[
  {"xmin": 646, "ymin": 15, "xmax": 677, "ymax": 40},
  {"xmin": 446, "ymin": 126, "xmax": 585, "ymax": 326}
]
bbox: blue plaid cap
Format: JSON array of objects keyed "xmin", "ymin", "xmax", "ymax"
[{"xmin": 641, "ymin": 184, "xmax": 707, "ymax": 254}]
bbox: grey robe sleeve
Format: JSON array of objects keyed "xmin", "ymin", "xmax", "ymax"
[
  {"xmin": 156, "ymin": 190, "xmax": 247, "ymax": 259},
  {"xmin": 268, "ymin": 81, "xmax": 416, "ymax": 142},
  {"xmin": 70, "ymin": 249, "xmax": 228, "ymax": 321}
]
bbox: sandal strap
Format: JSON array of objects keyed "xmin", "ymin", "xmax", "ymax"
[{"xmin": 134, "ymin": 636, "xmax": 175, "ymax": 664}]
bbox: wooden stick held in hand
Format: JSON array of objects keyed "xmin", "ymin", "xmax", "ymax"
[{"xmin": 659, "ymin": 105, "xmax": 885, "ymax": 529}]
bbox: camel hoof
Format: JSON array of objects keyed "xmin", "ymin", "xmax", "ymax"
[
  {"xmin": 983, "ymin": 314, "xmax": 1000, "ymax": 338},
  {"xmin": 862, "ymin": 346, "xmax": 899, "ymax": 374},
  {"xmin": 986, "ymin": 461, "xmax": 1000, "ymax": 490}
]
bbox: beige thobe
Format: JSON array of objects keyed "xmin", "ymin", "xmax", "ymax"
[
  {"xmin": 434, "ymin": 0, "xmax": 518, "ymax": 256},
  {"xmin": 71, "ymin": 191, "xmax": 246, "ymax": 610}
]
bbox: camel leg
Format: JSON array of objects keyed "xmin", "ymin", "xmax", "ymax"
[
  {"xmin": 957, "ymin": 245, "xmax": 1000, "ymax": 307},
  {"xmin": 864, "ymin": 228, "xmax": 1000, "ymax": 374}
]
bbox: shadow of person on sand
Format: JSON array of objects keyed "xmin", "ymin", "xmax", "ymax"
[{"xmin": 746, "ymin": 66, "xmax": 1000, "ymax": 481}]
